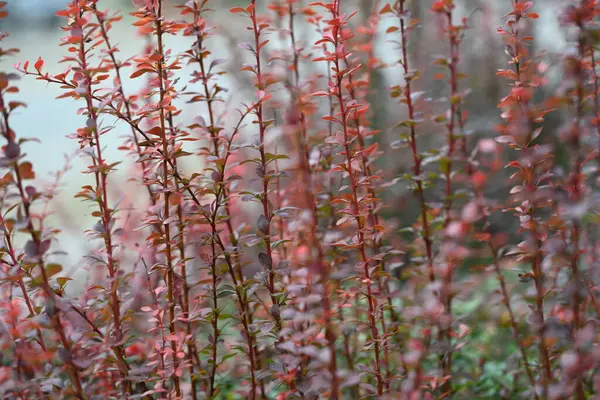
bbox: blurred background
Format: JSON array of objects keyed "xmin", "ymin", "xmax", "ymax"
[{"xmin": 0, "ymin": 0, "xmax": 567, "ymax": 282}]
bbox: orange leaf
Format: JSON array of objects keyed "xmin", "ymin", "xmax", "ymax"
[
  {"xmin": 380, "ymin": 4, "xmax": 393, "ymax": 14},
  {"xmin": 18, "ymin": 162, "xmax": 35, "ymax": 180},
  {"xmin": 169, "ymin": 192, "xmax": 183, "ymax": 206}
]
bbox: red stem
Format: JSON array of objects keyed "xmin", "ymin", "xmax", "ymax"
[
  {"xmin": 329, "ymin": 4, "xmax": 383, "ymax": 394},
  {"xmin": 153, "ymin": 1, "xmax": 181, "ymax": 395}
]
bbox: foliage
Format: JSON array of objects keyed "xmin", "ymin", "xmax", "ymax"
[{"xmin": 0, "ymin": 0, "xmax": 599, "ymax": 399}]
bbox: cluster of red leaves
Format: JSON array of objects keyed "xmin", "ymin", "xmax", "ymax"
[{"xmin": 0, "ymin": 0, "xmax": 600, "ymax": 399}]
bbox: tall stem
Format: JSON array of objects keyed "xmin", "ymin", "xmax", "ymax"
[
  {"xmin": 329, "ymin": 4, "xmax": 383, "ymax": 393},
  {"xmin": 154, "ymin": 1, "xmax": 181, "ymax": 394}
]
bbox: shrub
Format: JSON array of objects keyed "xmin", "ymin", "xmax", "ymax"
[{"xmin": 1, "ymin": 0, "xmax": 600, "ymax": 398}]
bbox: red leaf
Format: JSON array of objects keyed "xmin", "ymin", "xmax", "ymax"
[
  {"xmin": 147, "ymin": 126, "xmax": 163, "ymax": 136},
  {"xmin": 130, "ymin": 68, "xmax": 153, "ymax": 79},
  {"xmin": 34, "ymin": 57, "xmax": 44, "ymax": 71}
]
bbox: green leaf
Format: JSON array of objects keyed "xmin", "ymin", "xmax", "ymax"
[
  {"xmin": 45, "ymin": 263, "xmax": 62, "ymax": 278},
  {"xmin": 56, "ymin": 276, "xmax": 72, "ymax": 288}
]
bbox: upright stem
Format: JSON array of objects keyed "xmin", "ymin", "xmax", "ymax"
[
  {"xmin": 249, "ymin": 0, "xmax": 282, "ymax": 332},
  {"xmin": 209, "ymin": 230, "xmax": 219, "ymax": 397},
  {"xmin": 329, "ymin": 4, "xmax": 383, "ymax": 394},
  {"xmin": 567, "ymin": 11, "xmax": 586, "ymax": 399},
  {"xmin": 94, "ymin": 10, "xmax": 157, "ymax": 206},
  {"xmin": 592, "ymin": 49, "xmax": 600, "ymax": 166},
  {"xmin": 342, "ymin": 5, "xmax": 393, "ymax": 387},
  {"xmin": 398, "ymin": 1, "xmax": 434, "ymax": 284},
  {"xmin": 399, "ymin": 3, "xmax": 437, "ymax": 395},
  {"xmin": 471, "ymin": 186, "xmax": 539, "ymax": 397},
  {"xmin": 287, "ymin": 3, "xmax": 339, "ymax": 396},
  {"xmin": 506, "ymin": 1, "xmax": 552, "ymax": 394},
  {"xmin": 77, "ymin": 11, "xmax": 132, "ymax": 392},
  {"xmin": 438, "ymin": 7, "xmax": 462, "ymax": 392},
  {"xmin": 154, "ymin": 1, "xmax": 181, "ymax": 394}
]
